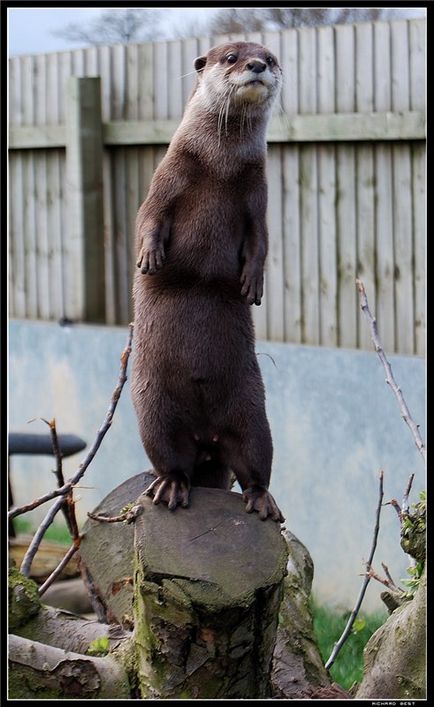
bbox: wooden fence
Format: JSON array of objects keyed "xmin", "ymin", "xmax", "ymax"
[{"xmin": 8, "ymin": 19, "xmax": 426, "ymax": 355}]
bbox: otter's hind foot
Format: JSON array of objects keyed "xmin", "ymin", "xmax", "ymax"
[
  {"xmin": 145, "ymin": 472, "xmax": 190, "ymax": 511},
  {"xmin": 242, "ymin": 485, "xmax": 285, "ymax": 522}
]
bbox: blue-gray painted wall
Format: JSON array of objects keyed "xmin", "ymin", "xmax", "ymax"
[{"xmin": 9, "ymin": 319, "xmax": 426, "ymax": 611}]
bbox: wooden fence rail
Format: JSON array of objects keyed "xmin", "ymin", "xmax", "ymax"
[{"xmin": 8, "ymin": 19, "xmax": 426, "ymax": 355}]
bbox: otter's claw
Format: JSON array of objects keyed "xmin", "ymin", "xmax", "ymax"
[
  {"xmin": 242, "ymin": 485, "xmax": 285, "ymax": 522},
  {"xmin": 145, "ymin": 473, "xmax": 190, "ymax": 510},
  {"xmin": 240, "ymin": 266, "xmax": 263, "ymax": 306},
  {"xmin": 137, "ymin": 244, "xmax": 166, "ymax": 274}
]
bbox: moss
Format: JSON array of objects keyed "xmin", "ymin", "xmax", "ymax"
[
  {"xmin": 87, "ymin": 637, "xmax": 110, "ymax": 656},
  {"xmin": 8, "ymin": 666, "xmax": 61, "ymax": 699},
  {"xmin": 400, "ymin": 497, "xmax": 426, "ymax": 563},
  {"xmin": 8, "ymin": 567, "xmax": 41, "ymax": 630}
]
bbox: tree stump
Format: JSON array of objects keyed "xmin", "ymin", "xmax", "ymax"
[{"xmin": 80, "ymin": 472, "xmax": 288, "ymax": 699}]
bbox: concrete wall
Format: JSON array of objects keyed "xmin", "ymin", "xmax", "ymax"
[{"xmin": 9, "ymin": 319, "xmax": 426, "ymax": 612}]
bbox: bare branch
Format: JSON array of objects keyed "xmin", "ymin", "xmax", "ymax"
[
  {"xmin": 9, "ymin": 324, "xmax": 134, "ymax": 521},
  {"xmin": 356, "ymin": 279, "xmax": 426, "ymax": 466},
  {"xmin": 38, "ymin": 544, "xmax": 80, "ymax": 597},
  {"xmin": 325, "ymin": 470, "xmax": 384, "ymax": 671},
  {"xmin": 19, "ymin": 496, "xmax": 66, "ymax": 576}
]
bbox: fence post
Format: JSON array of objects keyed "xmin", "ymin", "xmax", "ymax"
[{"xmin": 65, "ymin": 77, "xmax": 105, "ymax": 322}]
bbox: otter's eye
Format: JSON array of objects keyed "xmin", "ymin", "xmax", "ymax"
[
  {"xmin": 226, "ymin": 54, "xmax": 237, "ymax": 64},
  {"xmin": 266, "ymin": 56, "xmax": 275, "ymax": 66}
]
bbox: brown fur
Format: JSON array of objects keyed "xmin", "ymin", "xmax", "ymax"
[{"xmin": 131, "ymin": 42, "xmax": 284, "ymax": 522}]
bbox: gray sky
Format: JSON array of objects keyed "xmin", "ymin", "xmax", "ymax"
[
  {"xmin": 7, "ymin": 7, "xmax": 216, "ymax": 56},
  {"xmin": 8, "ymin": 6, "xmax": 426, "ymax": 57}
]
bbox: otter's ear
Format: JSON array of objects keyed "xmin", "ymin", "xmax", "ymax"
[{"xmin": 194, "ymin": 55, "xmax": 207, "ymax": 73}]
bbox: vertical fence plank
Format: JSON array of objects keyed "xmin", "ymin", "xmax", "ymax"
[
  {"xmin": 153, "ymin": 40, "xmax": 169, "ymax": 202},
  {"xmin": 409, "ymin": 20, "xmax": 426, "ymax": 357},
  {"xmin": 299, "ymin": 28, "xmax": 319, "ymax": 345},
  {"xmin": 182, "ymin": 37, "xmax": 199, "ymax": 106},
  {"xmin": 374, "ymin": 21, "xmax": 395, "ymax": 352},
  {"xmin": 125, "ymin": 43, "xmax": 140, "ymax": 322},
  {"xmin": 317, "ymin": 25, "xmax": 338, "ymax": 347},
  {"xmin": 111, "ymin": 44, "xmax": 130, "ymax": 324},
  {"xmin": 34, "ymin": 53, "xmax": 50, "ymax": 320},
  {"xmin": 21, "ymin": 55, "xmax": 38, "ymax": 319},
  {"xmin": 65, "ymin": 77, "xmax": 105, "ymax": 321},
  {"xmin": 72, "ymin": 48, "xmax": 85, "ymax": 76},
  {"xmin": 46, "ymin": 54, "xmax": 65, "ymax": 321},
  {"xmin": 409, "ymin": 19, "xmax": 425, "ymax": 112},
  {"xmin": 265, "ymin": 147, "xmax": 284, "ymax": 341},
  {"xmin": 58, "ymin": 52, "xmax": 73, "ymax": 319},
  {"xmin": 281, "ymin": 29, "xmax": 301, "ymax": 343},
  {"xmin": 355, "ymin": 22, "xmax": 376, "ymax": 350},
  {"xmin": 263, "ymin": 31, "xmax": 284, "ymax": 341},
  {"xmin": 335, "ymin": 23, "xmax": 357, "ymax": 349},
  {"xmin": 22, "ymin": 150, "xmax": 38, "ymax": 319},
  {"xmin": 412, "ymin": 144, "xmax": 425, "ymax": 357},
  {"xmin": 391, "ymin": 21, "xmax": 414, "ymax": 355},
  {"xmin": 98, "ymin": 44, "xmax": 116, "ymax": 323},
  {"xmin": 138, "ymin": 42, "xmax": 155, "ymax": 202},
  {"xmin": 9, "ymin": 57, "xmax": 26, "ymax": 317},
  {"xmin": 282, "ymin": 147, "xmax": 301, "ymax": 344},
  {"xmin": 84, "ymin": 45, "xmax": 99, "ymax": 76},
  {"xmin": 168, "ymin": 40, "xmax": 183, "ymax": 120}
]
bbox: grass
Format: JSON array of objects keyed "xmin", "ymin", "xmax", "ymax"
[
  {"xmin": 311, "ymin": 599, "xmax": 387, "ymax": 691},
  {"xmin": 12, "ymin": 517, "xmax": 72, "ymax": 546}
]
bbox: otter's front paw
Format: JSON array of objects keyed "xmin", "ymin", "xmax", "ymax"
[
  {"xmin": 144, "ymin": 472, "xmax": 190, "ymax": 510},
  {"xmin": 242, "ymin": 485, "xmax": 285, "ymax": 522},
  {"xmin": 240, "ymin": 266, "xmax": 264, "ymax": 306},
  {"xmin": 137, "ymin": 243, "xmax": 166, "ymax": 274}
]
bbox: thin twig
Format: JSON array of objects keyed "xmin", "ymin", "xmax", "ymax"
[
  {"xmin": 402, "ymin": 472, "xmax": 415, "ymax": 516},
  {"xmin": 325, "ymin": 470, "xmax": 384, "ymax": 671},
  {"xmin": 38, "ymin": 544, "xmax": 80, "ymax": 597},
  {"xmin": 87, "ymin": 504, "xmax": 143, "ymax": 525},
  {"xmin": 41, "ymin": 417, "xmax": 77, "ymax": 538},
  {"xmin": 381, "ymin": 562, "xmax": 401, "ymax": 591},
  {"xmin": 362, "ymin": 565, "xmax": 404, "ymax": 593},
  {"xmin": 384, "ymin": 498, "xmax": 402, "ymax": 522},
  {"xmin": 17, "ymin": 325, "xmax": 134, "ymax": 577},
  {"xmin": 356, "ymin": 279, "xmax": 426, "ymax": 466},
  {"xmin": 364, "ymin": 567, "xmax": 393, "ymax": 589},
  {"xmin": 9, "ymin": 324, "xmax": 134, "ymax": 521}
]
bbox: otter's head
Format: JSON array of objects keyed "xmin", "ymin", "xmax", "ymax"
[{"xmin": 193, "ymin": 41, "xmax": 282, "ymax": 117}]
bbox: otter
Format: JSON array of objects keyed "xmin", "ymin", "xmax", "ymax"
[{"xmin": 131, "ymin": 41, "xmax": 284, "ymax": 522}]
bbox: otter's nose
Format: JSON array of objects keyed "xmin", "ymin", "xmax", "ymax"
[{"xmin": 246, "ymin": 59, "xmax": 266, "ymax": 74}]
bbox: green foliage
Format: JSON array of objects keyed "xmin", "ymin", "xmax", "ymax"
[
  {"xmin": 401, "ymin": 561, "xmax": 424, "ymax": 595},
  {"xmin": 311, "ymin": 599, "xmax": 387, "ymax": 691},
  {"xmin": 87, "ymin": 636, "xmax": 110, "ymax": 656}
]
